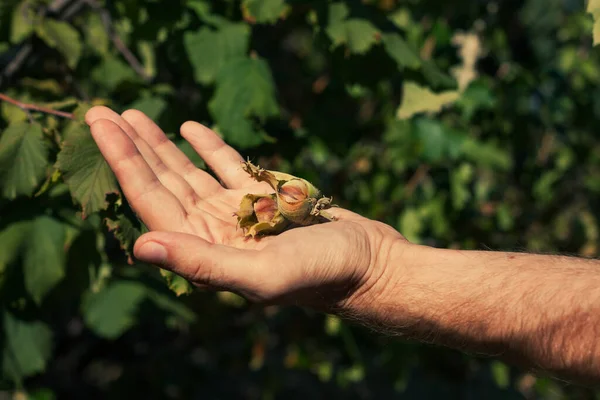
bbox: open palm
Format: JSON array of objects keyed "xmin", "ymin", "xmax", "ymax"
[{"xmin": 86, "ymin": 107, "xmax": 402, "ymax": 306}]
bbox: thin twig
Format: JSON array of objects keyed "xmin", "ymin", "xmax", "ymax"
[
  {"xmin": 85, "ymin": 0, "xmax": 151, "ymax": 82},
  {"xmin": 404, "ymin": 164, "xmax": 430, "ymax": 197},
  {"xmin": 0, "ymin": 93, "xmax": 75, "ymax": 119}
]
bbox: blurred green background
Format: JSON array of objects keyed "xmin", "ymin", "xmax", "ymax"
[{"xmin": 1, "ymin": 0, "xmax": 600, "ymax": 398}]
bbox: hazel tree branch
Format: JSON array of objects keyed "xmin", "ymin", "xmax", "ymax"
[
  {"xmin": 84, "ymin": 0, "xmax": 152, "ymax": 82},
  {"xmin": 0, "ymin": 93, "xmax": 75, "ymax": 119}
]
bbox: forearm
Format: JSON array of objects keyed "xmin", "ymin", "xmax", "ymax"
[{"xmin": 351, "ymin": 244, "xmax": 600, "ymax": 384}]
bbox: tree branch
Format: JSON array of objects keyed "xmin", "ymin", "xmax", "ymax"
[
  {"xmin": 84, "ymin": 0, "xmax": 152, "ymax": 82},
  {"xmin": 0, "ymin": 93, "xmax": 75, "ymax": 119}
]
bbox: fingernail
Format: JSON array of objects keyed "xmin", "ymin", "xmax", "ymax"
[{"xmin": 137, "ymin": 242, "xmax": 167, "ymax": 264}]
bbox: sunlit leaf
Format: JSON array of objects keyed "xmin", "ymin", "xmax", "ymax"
[
  {"xmin": 397, "ymin": 82, "xmax": 460, "ymax": 119},
  {"xmin": 587, "ymin": 0, "xmax": 600, "ymax": 45},
  {"xmin": 160, "ymin": 270, "xmax": 193, "ymax": 297}
]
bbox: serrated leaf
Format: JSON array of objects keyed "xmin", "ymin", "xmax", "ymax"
[
  {"xmin": 82, "ymin": 281, "xmax": 147, "ymax": 339},
  {"xmin": 3, "ymin": 312, "xmax": 53, "ymax": 381},
  {"xmin": 104, "ymin": 212, "xmax": 141, "ymax": 264},
  {"xmin": 242, "ymin": 0, "xmax": 287, "ymax": 24},
  {"xmin": 23, "ymin": 216, "xmax": 67, "ymax": 304},
  {"xmin": 588, "ymin": 0, "xmax": 600, "ymax": 45},
  {"xmin": 209, "ymin": 57, "xmax": 279, "ymax": 148},
  {"xmin": 184, "ymin": 23, "xmax": 250, "ymax": 84},
  {"xmin": 381, "ymin": 33, "xmax": 421, "ymax": 69},
  {"xmin": 160, "ymin": 270, "xmax": 193, "ymax": 296},
  {"xmin": 55, "ymin": 125, "xmax": 119, "ymax": 217},
  {"xmin": 325, "ymin": 3, "xmax": 379, "ymax": 54},
  {"xmin": 0, "ymin": 122, "xmax": 49, "ymax": 199},
  {"xmin": 11, "ymin": 2, "xmax": 35, "ymax": 43},
  {"xmin": 397, "ymin": 82, "xmax": 460, "ymax": 119},
  {"xmin": 35, "ymin": 19, "xmax": 82, "ymax": 69}
]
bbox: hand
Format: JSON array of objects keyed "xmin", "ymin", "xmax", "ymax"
[{"xmin": 85, "ymin": 107, "xmax": 407, "ymax": 309}]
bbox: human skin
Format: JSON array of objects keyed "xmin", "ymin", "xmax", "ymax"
[{"xmin": 85, "ymin": 106, "xmax": 600, "ymax": 385}]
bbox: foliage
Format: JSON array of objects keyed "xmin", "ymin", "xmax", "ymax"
[{"xmin": 0, "ymin": 0, "xmax": 599, "ymax": 398}]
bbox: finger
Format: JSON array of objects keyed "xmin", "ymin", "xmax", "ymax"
[
  {"xmin": 134, "ymin": 231, "xmax": 277, "ymax": 299},
  {"xmin": 120, "ymin": 109, "xmax": 223, "ymax": 196},
  {"xmin": 89, "ymin": 118, "xmax": 187, "ymax": 231},
  {"xmin": 180, "ymin": 121, "xmax": 266, "ymax": 190},
  {"xmin": 86, "ymin": 106, "xmax": 202, "ymax": 210},
  {"xmin": 323, "ymin": 207, "xmax": 368, "ymax": 221}
]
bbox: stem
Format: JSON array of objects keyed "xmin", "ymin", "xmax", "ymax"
[
  {"xmin": 0, "ymin": 93, "xmax": 75, "ymax": 119},
  {"xmin": 85, "ymin": 0, "xmax": 152, "ymax": 82}
]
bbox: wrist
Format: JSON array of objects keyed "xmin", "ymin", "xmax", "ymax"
[{"xmin": 337, "ymin": 230, "xmax": 434, "ymax": 325}]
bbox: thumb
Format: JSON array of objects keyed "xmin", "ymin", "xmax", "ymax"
[{"xmin": 133, "ymin": 231, "xmax": 259, "ymax": 290}]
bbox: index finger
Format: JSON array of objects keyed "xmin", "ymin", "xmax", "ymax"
[{"xmin": 89, "ymin": 119, "xmax": 188, "ymax": 231}]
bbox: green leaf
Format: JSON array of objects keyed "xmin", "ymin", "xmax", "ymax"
[
  {"xmin": 326, "ymin": 4, "xmax": 380, "ymax": 54},
  {"xmin": 422, "ymin": 60, "xmax": 457, "ymax": 89},
  {"xmin": 397, "ymin": 82, "xmax": 460, "ymax": 119},
  {"xmin": 35, "ymin": 19, "xmax": 82, "ymax": 69},
  {"xmin": 104, "ymin": 212, "xmax": 141, "ymax": 264},
  {"xmin": 184, "ymin": 23, "xmax": 250, "ymax": 84},
  {"xmin": 176, "ymin": 139, "xmax": 206, "ymax": 169},
  {"xmin": 242, "ymin": 0, "xmax": 287, "ymax": 24},
  {"xmin": 209, "ymin": 56, "xmax": 279, "ymax": 148},
  {"xmin": 23, "ymin": 216, "xmax": 67, "ymax": 304},
  {"xmin": 82, "ymin": 281, "xmax": 147, "ymax": 339},
  {"xmin": 0, "ymin": 122, "xmax": 49, "ymax": 199},
  {"xmin": 160, "ymin": 270, "xmax": 193, "ymax": 297},
  {"xmin": 0, "ymin": 221, "xmax": 31, "ymax": 288},
  {"xmin": 128, "ymin": 96, "xmax": 167, "ymax": 120},
  {"xmin": 187, "ymin": 1, "xmax": 211, "ymax": 19},
  {"xmin": 147, "ymin": 289, "xmax": 196, "ymax": 322},
  {"xmin": 491, "ymin": 361, "xmax": 510, "ymax": 388},
  {"xmin": 11, "ymin": 2, "xmax": 35, "ymax": 43},
  {"xmin": 381, "ymin": 33, "xmax": 421, "ymax": 69},
  {"xmin": 588, "ymin": 0, "xmax": 600, "ymax": 45},
  {"xmin": 414, "ymin": 118, "xmax": 465, "ymax": 162},
  {"xmin": 55, "ymin": 125, "xmax": 119, "ymax": 218},
  {"xmin": 450, "ymin": 163, "xmax": 474, "ymax": 210},
  {"xmin": 462, "ymin": 139, "xmax": 512, "ymax": 170},
  {"xmin": 83, "ymin": 13, "xmax": 110, "ymax": 56},
  {"xmin": 3, "ymin": 312, "xmax": 53, "ymax": 381},
  {"xmin": 1, "ymin": 101, "xmax": 28, "ymax": 123},
  {"xmin": 91, "ymin": 56, "xmax": 139, "ymax": 91}
]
